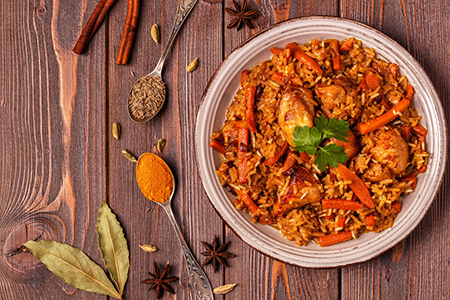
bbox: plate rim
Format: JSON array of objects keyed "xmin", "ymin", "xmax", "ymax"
[{"xmin": 195, "ymin": 16, "xmax": 448, "ymax": 268}]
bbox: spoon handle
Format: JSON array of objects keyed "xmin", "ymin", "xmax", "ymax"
[
  {"xmin": 161, "ymin": 203, "xmax": 214, "ymax": 300},
  {"xmin": 154, "ymin": 0, "xmax": 199, "ymax": 74}
]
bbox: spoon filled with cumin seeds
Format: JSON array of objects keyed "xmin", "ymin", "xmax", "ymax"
[
  {"xmin": 136, "ymin": 153, "xmax": 214, "ymax": 300},
  {"xmin": 127, "ymin": 0, "xmax": 198, "ymax": 123}
]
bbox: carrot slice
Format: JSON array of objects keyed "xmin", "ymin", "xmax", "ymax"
[
  {"xmin": 400, "ymin": 125, "xmax": 411, "ymax": 142},
  {"xmin": 238, "ymin": 128, "xmax": 249, "ymax": 184},
  {"xmin": 270, "ymin": 47, "xmax": 283, "ymax": 55},
  {"xmin": 358, "ymin": 99, "xmax": 410, "ymax": 134},
  {"xmin": 337, "ymin": 217, "xmax": 346, "ymax": 228},
  {"xmin": 285, "ymin": 42, "xmax": 323, "ymax": 75},
  {"xmin": 406, "ymin": 84, "xmax": 414, "ymax": 100},
  {"xmin": 209, "ymin": 139, "xmax": 225, "ymax": 154},
  {"xmin": 392, "ymin": 201, "xmax": 402, "ymax": 213},
  {"xmin": 322, "ymin": 199, "xmax": 363, "ymax": 211},
  {"xmin": 271, "ymin": 71, "xmax": 285, "ymax": 83},
  {"xmin": 318, "ymin": 231, "xmax": 353, "ymax": 247},
  {"xmin": 237, "ymin": 190, "xmax": 259, "ymax": 214},
  {"xmin": 264, "ymin": 142, "xmax": 289, "ymax": 166},
  {"xmin": 339, "ymin": 37, "xmax": 354, "ymax": 52},
  {"xmin": 245, "ymin": 86, "xmax": 257, "ymax": 133},
  {"xmin": 366, "ymin": 214, "xmax": 376, "ymax": 226},
  {"xmin": 412, "ymin": 124, "xmax": 427, "ymax": 137},
  {"xmin": 240, "ymin": 70, "xmax": 249, "ymax": 88},
  {"xmin": 336, "ymin": 164, "xmax": 375, "ymax": 208},
  {"xmin": 330, "ymin": 40, "xmax": 340, "ymax": 70}
]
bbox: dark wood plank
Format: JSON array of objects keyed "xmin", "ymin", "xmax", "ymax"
[
  {"xmin": 223, "ymin": 1, "xmax": 340, "ymax": 299},
  {"xmin": 107, "ymin": 0, "xmax": 224, "ymax": 299},
  {"xmin": 0, "ymin": 0, "xmax": 107, "ymax": 298},
  {"xmin": 340, "ymin": 0, "xmax": 450, "ymax": 299}
]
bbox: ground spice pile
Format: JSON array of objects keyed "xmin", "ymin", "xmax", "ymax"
[{"xmin": 136, "ymin": 153, "xmax": 174, "ymax": 203}]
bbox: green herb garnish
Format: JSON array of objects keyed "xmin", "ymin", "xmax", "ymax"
[{"xmin": 293, "ymin": 116, "xmax": 350, "ymax": 171}]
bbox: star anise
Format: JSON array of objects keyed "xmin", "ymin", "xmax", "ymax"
[
  {"xmin": 142, "ymin": 261, "xmax": 179, "ymax": 299},
  {"xmin": 200, "ymin": 236, "xmax": 235, "ymax": 272},
  {"xmin": 225, "ymin": 0, "xmax": 258, "ymax": 31}
]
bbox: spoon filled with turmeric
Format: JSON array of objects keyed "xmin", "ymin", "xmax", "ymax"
[{"xmin": 135, "ymin": 153, "xmax": 213, "ymax": 300}]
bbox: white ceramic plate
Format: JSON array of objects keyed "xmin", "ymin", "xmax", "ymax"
[{"xmin": 195, "ymin": 17, "xmax": 447, "ymax": 268}]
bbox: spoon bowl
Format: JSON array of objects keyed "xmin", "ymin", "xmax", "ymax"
[{"xmin": 136, "ymin": 153, "xmax": 214, "ymax": 300}]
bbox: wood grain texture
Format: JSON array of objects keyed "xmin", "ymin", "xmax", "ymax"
[{"xmin": 0, "ymin": 0, "xmax": 449, "ymax": 299}]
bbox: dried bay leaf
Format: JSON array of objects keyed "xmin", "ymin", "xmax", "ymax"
[
  {"xmin": 96, "ymin": 201, "xmax": 130, "ymax": 296},
  {"xmin": 24, "ymin": 240, "xmax": 120, "ymax": 299},
  {"xmin": 139, "ymin": 244, "xmax": 158, "ymax": 253},
  {"xmin": 213, "ymin": 283, "xmax": 237, "ymax": 294}
]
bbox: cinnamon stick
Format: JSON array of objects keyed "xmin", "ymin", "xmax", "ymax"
[
  {"xmin": 73, "ymin": 0, "xmax": 117, "ymax": 54},
  {"xmin": 116, "ymin": 0, "xmax": 140, "ymax": 64}
]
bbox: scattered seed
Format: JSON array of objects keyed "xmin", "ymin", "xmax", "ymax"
[
  {"xmin": 112, "ymin": 122, "xmax": 121, "ymax": 140},
  {"xmin": 187, "ymin": 57, "xmax": 199, "ymax": 72},
  {"xmin": 157, "ymin": 138, "xmax": 166, "ymax": 153},
  {"xmin": 151, "ymin": 24, "xmax": 160, "ymax": 44},
  {"xmin": 213, "ymin": 283, "xmax": 237, "ymax": 295},
  {"xmin": 122, "ymin": 150, "xmax": 138, "ymax": 163},
  {"xmin": 139, "ymin": 244, "xmax": 158, "ymax": 253}
]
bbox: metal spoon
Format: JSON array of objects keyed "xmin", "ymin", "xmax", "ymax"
[
  {"xmin": 127, "ymin": 0, "xmax": 198, "ymax": 123},
  {"xmin": 136, "ymin": 153, "xmax": 214, "ymax": 300}
]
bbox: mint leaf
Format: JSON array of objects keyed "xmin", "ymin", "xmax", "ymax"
[
  {"xmin": 315, "ymin": 144, "xmax": 348, "ymax": 172},
  {"xmin": 293, "ymin": 126, "xmax": 322, "ymax": 155},
  {"xmin": 314, "ymin": 115, "xmax": 350, "ymax": 142}
]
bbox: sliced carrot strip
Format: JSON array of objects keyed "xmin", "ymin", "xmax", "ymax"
[
  {"xmin": 240, "ymin": 70, "xmax": 249, "ymax": 88},
  {"xmin": 366, "ymin": 214, "xmax": 376, "ymax": 226},
  {"xmin": 322, "ymin": 199, "xmax": 363, "ymax": 211},
  {"xmin": 237, "ymin": 190, "xmax": 259, "ymax": 214},
  {"xmin": 318, "ymin": 231, "xmax": 352, "ymax": 247},
  {"xmin": 337, "ymin": 217, "xmax": 346, "ymax": 228},
  {"xmin": 406, "ymin": 84, "xmax": 414, "ymax": 100},
  {"xmin": 358, "ymin": 99, "xmax": 410, "ymax": 134},
  {"xmin": 336, "ymin": 164, "xmax": 375, "ymax": 208},
  {"xmin": 264, "ymin": 142, "xmax": 289, "ymax": 166},
  {"xmin": 209, "ymin": 139, "xmax": 225, "ymax": 154}
]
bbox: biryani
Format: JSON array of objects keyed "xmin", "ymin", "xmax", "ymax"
[{"xmin": 209, "ymin": 38, "xmax": 428, "ymax": 247}]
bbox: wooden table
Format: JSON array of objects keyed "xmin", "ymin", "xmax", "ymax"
[{"xmin": 1, "ymin": 0, "xmax": 449, "ymax": 299}]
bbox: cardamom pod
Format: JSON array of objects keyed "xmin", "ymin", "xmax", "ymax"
[
  {"xmin": 157, "ymin": 138, "xmax": 166, "ymax": 153},
  {"xmin": 122, "ymin": 150, "xmax": 138, "ymax": 163},
  {"xmin": 186, "ymin": 57, "xmax": 199, "ymax": 72},
  {"xmin": 112, "ymin": 122, "xmax": 121, "ymax": 140},
  {"xmin": 151, "ymin": 24, "xmax": 160, "ymax": 44},
  {"xmin": 213, "ymin": 283, "xmax": 237, "ymax": 295},
  {"xmin": 139, "ymin": 244, "xmax": 158, "ymax": 253}
]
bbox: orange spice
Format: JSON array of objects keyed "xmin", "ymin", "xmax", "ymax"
[{"xmin": 136, "ymin": 153, "xmax": 174, "ymax": 203}]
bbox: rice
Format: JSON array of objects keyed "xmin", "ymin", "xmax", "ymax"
[{"xmin": 210, "ymin": 38, "xmax": 429, "ymax": 247}]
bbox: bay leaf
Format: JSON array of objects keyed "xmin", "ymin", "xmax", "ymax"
[
  {"xmin": 96, "ymin": 201, "xmax": 130, "ymax": 296},
  {"xmin": 24, "ymin": 240, "xmax": 120, "ymax": 299}
]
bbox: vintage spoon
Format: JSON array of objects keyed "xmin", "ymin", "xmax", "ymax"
[
  {"xmin": 127, "ymin": 0, "xmax": 198, "ymax": 123},
  {"xmin": 136, "ymin": 153, "xmax": 214, "ymax": 300}
]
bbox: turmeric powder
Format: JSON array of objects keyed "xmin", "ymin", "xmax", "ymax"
[{"xmin": 136, "ymin": 153, "xmax": 174, "ymax": 203}]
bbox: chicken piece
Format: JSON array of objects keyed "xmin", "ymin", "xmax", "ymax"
[
  {"xmin": 323, "ymin": 130, "xmax": 359, "ymax": 160},
  {"xmin": 370, "ymin": 130, "xmax": 409, "ymax": 173},
  {"xmin": 274, "ymin": 167, "xmax": 323, "ymax": 216},
  {"xmin": 277, "ymin": 85, "xmax": 316, "ymax": 147},
  {"xmin": 315, "ymin": 76, "xmax": 361, "ymax": 124},
  {"xmin": 362, "ymin": 162, "xmax": 394, "ymax": 182}
]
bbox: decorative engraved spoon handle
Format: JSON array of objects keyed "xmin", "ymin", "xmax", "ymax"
[
  {"xmin": 153, "ymin": 0, "xmax": 199, "ymax": 75},
  {"xmin": 160, "ymin": 202, "xmax": 214, "ymax": 300}
]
